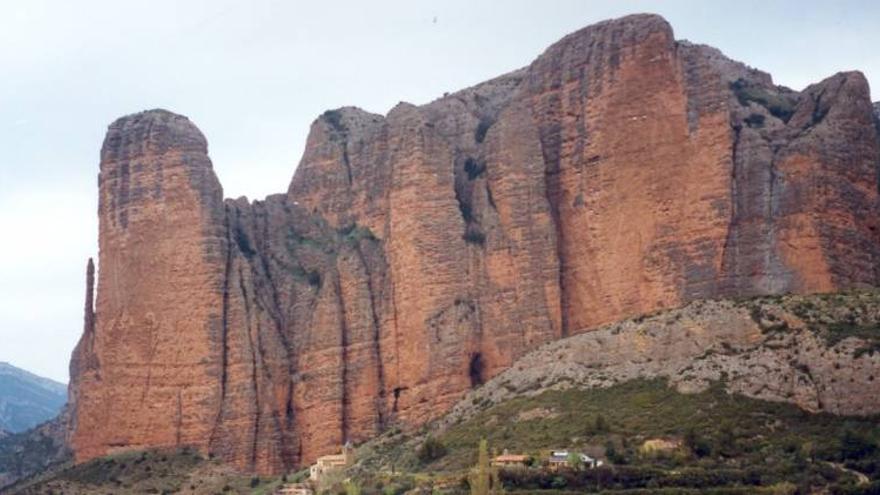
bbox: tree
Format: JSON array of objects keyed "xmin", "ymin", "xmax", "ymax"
[
  {"xmin": 684, "ymin": 427, "xmax": 711, "ymax": 458},
  {"xmin": 470, "ymin": 439, "xmax": 490, "ymax": 495},
  {"xmin": 345, "ymin": 481, "xmax": 362, "ymax": 495},
  {"xmin": 566, "ymin": 452, "xmax": 584, "ymax": 471},
  {"xmin": 418, "ymin": 436, "xmax": 448, "ymax": 464},
  {"xmin": 717, "ymin": 421, "xmax": 738, "ymax": 456},
  {"xmin": 594, "ymin": 414, "xmax": 609, "ymax": 433},
  {"xmin": 800, "ymin": 441, "xmax": 814, "ymax": 463},
  {"xmin": 550, "ymin": 476, "xmax": 567, "ymax": 489},
  {"xmin": 840, "ymin": 428, "xmax": 877, "ymax": 460},
  {"xmin": 605, "ymin": 440, "xmax": 625, "ymax": 465}
]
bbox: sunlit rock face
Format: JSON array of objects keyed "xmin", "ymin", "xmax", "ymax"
[{"xmin": 69, "ymin": 14, "xmax": 880, "ymax": 474}]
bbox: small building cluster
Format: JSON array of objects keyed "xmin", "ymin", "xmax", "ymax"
[
  {"xmin": 490, "ymin": 449, "xmax": 603, "ymax": 470},
  {"xmin": 548, "ymin": 450, "xmax": 602, "ymax": 470},
  {"xmin": 639, "ymin": 437, "xmax": 682, "ymax": 454},
  {"xmin": 309, "ymin": 443, "xmax": 355, "ymax": 482},
  {"xmin": 490, "ymin": 453, "xmax": 530, "ymax": 468},
  {"xmin": 275, "ymin": 483, "xmax": 313, "ymax": 495}
]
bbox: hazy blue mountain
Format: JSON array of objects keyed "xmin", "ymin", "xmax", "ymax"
[{"xmin": 0, "ymin": 363, "xmax": 66, "ymax": 433}]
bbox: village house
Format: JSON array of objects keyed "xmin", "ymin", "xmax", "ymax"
[
  {"xmin": 640, "ymin": 438, "xmax": 683, "ymax": 454},
  {"xmin": 548, "ymin": 450, "xmax": 601, "ymax": 470},
  {"xmin": 309, "ymin": 443, "xmax": 354, "ymax": 481},
  {"xmin": 491, "ymin": 453, "xmax": 530, "ymax": 468},
  {"xmin": 276, "ymin": 482, "xmax": 313, "ymax": 495}
]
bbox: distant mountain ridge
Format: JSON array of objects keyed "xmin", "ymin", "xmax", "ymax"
[{"xmin": 0, "ymin": 362, "xmax": 66, "ymax": 433}]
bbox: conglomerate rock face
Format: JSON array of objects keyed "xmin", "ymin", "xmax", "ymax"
[{"xmin": 69, "ymin": 14, "xmax": 880, "ymax": 473}]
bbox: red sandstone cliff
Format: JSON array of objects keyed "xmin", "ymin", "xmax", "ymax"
[{"xmin": 69, "ymin": 14, "xmax": 880, "ymax": 473}]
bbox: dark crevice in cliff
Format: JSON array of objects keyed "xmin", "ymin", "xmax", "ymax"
[
  {"xmin": 252, "ymin": 201, "xmax": 298, "ymax": 466},
  {"xmin": 342, "ymin": 144, "xmax": 353, "ymax": 186},
  {"xmin": 175, "ymin": 390, "xmax": 183, "ymax": 446},
  {"xmin": 139, "ymin": 331, "xmax": 161, "ymax": 404},
  {"xmin": 810, "ymin": 87, "xmax": 830, "ymax": 129},
  {"xmin": 454, "ymin": 158, "xmax": 487, "ymax": 246},
  {"xmin": 382, "ymin": 133, "xmax": 404, "ymax": 418},
  {"xmin": 720, "ymin": 124, "xmax": 742, "ymax": 291},
  {"xmin": 210, "ymin": 204, "xmax": 233, "ymax": 450},
  {"xmin": 237, "ymin": 265, "xmax": 262, "ymax": 470},
  {"xmin": 353, "ymin": 244, "xmax": 388, "ymax": 429},
  {"xmin": 392, "ymin": 386, "xmax": 408, "ymax": 413},
  {"xmin": 333, "ymin": 272, "xmax": 352, "ymax": 443},
  {"xmin": 468, "ymin": 353, "xmax": 485, "ymax": 388},
  {"xmin": 536, "ymin": 120, "xmax": 569, "ymax": 337}
]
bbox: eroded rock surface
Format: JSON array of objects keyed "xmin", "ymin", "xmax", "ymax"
[
  {"xmin": 438, "ymin": 292, "xmax": 880, "ymax": 427},
  {"xmin": 69, "ymin": 14, "xmax": 880, "ymax": 473}
]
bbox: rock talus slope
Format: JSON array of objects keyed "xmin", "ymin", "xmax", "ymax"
[
  {"xmin": 69, "ymin": 14, "xmax": 880, "ymax": 473},
  {"xmin": 438, "ymin": 292, "xmax": 880, "ymax": 429}
]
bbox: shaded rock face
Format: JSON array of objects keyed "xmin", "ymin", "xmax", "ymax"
[{"xmin": 69, "ymin": 14, "xmax": 880, "ymax": 473}]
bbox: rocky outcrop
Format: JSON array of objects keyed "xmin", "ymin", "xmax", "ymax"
[
  {"xmin": 438, "ymin": 291, "xmax": 880, "ymax": 427},
  {"xmin": 69, "ymin": 14, "xmax": 880, "ymax": 474}
]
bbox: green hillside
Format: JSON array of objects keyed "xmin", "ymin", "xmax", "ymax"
[{"xmin": 351, "ymin": 380, "xmax": 880, "ymax": 494}]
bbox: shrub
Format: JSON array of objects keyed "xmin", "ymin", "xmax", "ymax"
[
  {"xmin": 730, "ymin": 79, "xmax": 795, "ymax": 122},
  {"xmin": 307, "ymin": 270, "xmax": 322, "ymax": 288},
  {"xmin": 464, "ymin": 158, "xmax": 487, "ymax": 180},
  {"xmin": 839, "ymin": 428, "xmax": 877, "ymax": 460},
  {"xmin": 234, "ymin": 225, "xmax": 256, "ymax": 258},
  {"xmin": 417, "ymin": 436, "xmax": 448, "ymax": 464},
  {"xmin": 475, "ymin": 119, "xmax": 493, "ymax": 143},
  {"xmin": 323, "ymin": 109, "xmax": 345, "ymax": 133},
  {"xmin": 463, "ymin": 230, "xmax": 486, "ymax": 246},
  {"xmin": 744, "ymin": 113, "xmax": 766, "ymax": 128},
  {"xmin": 550, "ymin": 475, "xmax": 568, "ymax": 489},
  {"xmin": 685, "ymin": 427, "xmax": 712, "ymax": 458},
  {"xmin": 594, "ymin": 414, "xmax": 609, "ymax": 433}
]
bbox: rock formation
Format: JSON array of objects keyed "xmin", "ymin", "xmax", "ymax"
[
  {"xmin": 438, "ymin": 292, "xmax": 880, "ymax": 428},
  {"xmin": 69, "ymin": 14, "xmax": 880, "ymax": 473}
]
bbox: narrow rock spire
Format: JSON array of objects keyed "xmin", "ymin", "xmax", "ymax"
[{"xmin": 84, "ymin": 258, "xmax": 95, "ymax": 336}]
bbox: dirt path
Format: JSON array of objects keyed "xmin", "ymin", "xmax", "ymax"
[{"xmin": 827, "ymin": 462, "xmax": 870, "ymax": 485}]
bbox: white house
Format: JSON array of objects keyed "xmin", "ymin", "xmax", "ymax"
[{"xmin": 548, "ymin": 450, "xmax": 602, "ymax": 469}]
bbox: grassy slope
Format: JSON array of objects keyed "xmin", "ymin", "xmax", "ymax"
[
  {"xmin": 8, "ymin": 448, "xmax": 296, "ymax": 495},
  {"xmin": 353, "ymin": 380, "xmax": 880, "ymax": 494}
]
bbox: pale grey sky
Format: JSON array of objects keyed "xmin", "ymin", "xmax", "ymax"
[{"xmin": 1, "ymin": 0, "xmax": 878, "ymax": 383}]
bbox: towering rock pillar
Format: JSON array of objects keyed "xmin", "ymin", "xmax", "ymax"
[
  {"xmin": 527, "ymin": 14, "xmax": 736, "ymax": 332},
  {"xmin": 70, "ymin": 110, "xmax": 227, "ymax": 462}
]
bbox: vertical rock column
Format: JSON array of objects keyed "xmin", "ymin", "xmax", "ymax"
[
  {"xmin": 528, "ymin": 14, "xmax": 735, "ymax": 333},
  {"xmin": 70, "ymin": 110, "xmax": 227, "ymax": 462}
]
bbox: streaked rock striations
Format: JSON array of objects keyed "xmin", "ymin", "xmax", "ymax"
[{"xmin": 69, "ymin": 14, "xmax": 880, "ymax": 473}]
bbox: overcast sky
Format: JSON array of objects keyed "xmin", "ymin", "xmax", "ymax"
[{"xmin": 1, "ymin": 0, "xmax": 878, "ymax": 383}]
